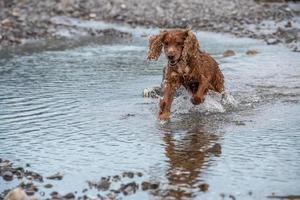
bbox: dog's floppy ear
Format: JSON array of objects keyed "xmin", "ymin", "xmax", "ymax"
[
  {"xmin": 147, "ymin": 31, "xmax": 167, "ymax": 60},
  {"xmin": 182, "ymin": 29, "xmax": 200, "ymax": 62}
]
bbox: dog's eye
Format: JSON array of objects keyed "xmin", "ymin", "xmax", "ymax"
[{"xmin": 164, "ymin": 42, "xmax": 169, "ymax": 46}]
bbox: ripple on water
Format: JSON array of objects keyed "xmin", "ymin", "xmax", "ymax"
[{"xmin": 1, "ymin": 32, "xmax": 300, "ymax": 199}]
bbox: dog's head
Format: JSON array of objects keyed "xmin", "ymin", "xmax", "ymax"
[{"xmin": 147, "ymin": 29, "xmax": 200, "ymax": 66}]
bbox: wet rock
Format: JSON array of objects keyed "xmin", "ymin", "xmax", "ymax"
[
  {"xmin": 112, "ymin": 175, "xmax": 121, "ymax": 182},
  {"xmin": 82, "ymin": 188, "xmax": 88, "ymax": 193},
  {"xmin": 106, "ymin": 192, "xmax": 117, "ymax": 199},
  {"xmin": 285, "ymin": 21, "xmax": 292, "ymax": 28},
  {"xmin": 223, "ymin": 50, "xmax": 235, "ymax": 57},
  {"xmin": 141, "ymin": 181, "xmax": 159, "ymax": 191},
  {"xmin": 25, "ymin": 189, "xmax": 35, "ymax": 196},
  {"xmin": 207, "ymin": 143, "xmax": 222, "ymax": 155},
  {"xmin": 0, "ymin": 160, "xmax": 12, "ymax": 168},
  {"xmin": 44, "ymin": 183, "xmax": 53, "ymax": 189},
  {"xmin": 136, "ymin": 172, "xmax": 143, "ymax": 177},
  {"xmin": 63, "ymin": 192, "xmax": 75, "ymax": 199},
  {"xmin": 122, "ymin": 171, "xmax": 134, "ymax": 178},
  {"xmin": 120, "ymin": 182, "xmax": 138, "ymax": 195},
  {"xmin": 246, "ymin": 49, "xmax": 259, "ymax": 55},
  {"xmin": 50, "ymin": 191, "xmax": 62, "ymax": 199},
  {"xmin": 87, "ymin": 177, "xmax": 111, "ymax": 191},
  {"xmin": 199, "ymin": 183, "xmax": 209, "ymax": 192},
  {"xmin": 265, "ymin": 38, "xmax": 279, "ymax": 45},
  {"xmin": 141, "ymin": 182, "xmax": 151, "ymax": 190},
  {"xmin": 4, "ymin": 188, "xmax": 30, "ymax": 200},
  {"xmin": 19, "ymin": 182, "xmax": 38, "ymax": 196},
  {"xmin": 234, "ymin": 120, "xmax": 246, "ymax": 125},
  {"xmin": 24, "ymin": 170, "xmax": 43, "ymax": 182},
  {"xmin": 47, "ymin": 172, "xmax": 63, "ymax": 180},
  {"xmin": 2, "ymin": 171, "xmax": 14, "ymax": 181}
]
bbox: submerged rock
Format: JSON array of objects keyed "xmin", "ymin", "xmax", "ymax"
[
  {"xmin": 63, "ymin": 192, "xmax": 75, "ymax": 199},
  {"xmin": 87, "ymin": 177, "xmax": 111, "ymax": 191},
  {"xmin": 120, "ymin": 182, "xmax": 138, "ymax": 195},
  {"xmin": 199, "ymin": 183, "xmax": 209, "ymax": 192},
  {"xmin": 44, "ymin": 183, "xmax": 53, "ymax": 189},
  {"xmin": 223, "ymin": 50, "xmax": 236, "ymax": 57},
  {"xmin": 246, "ymin": 49, "xmax": 259, "ymax": 55},
  {"xmin": 207, "ymin": 143, "xmax": 222, "ymax": 155},
  {"xmin": 46, "ymin": 172, "xmax": 63, "ymax": 180},
  {"xmin": 122, "ymin": 171, "xmax": 134, "ymax": 178}
]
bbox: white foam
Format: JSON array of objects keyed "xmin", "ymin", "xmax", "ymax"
[{"xmin": 172, "ymin": 90, "xmax": 237, "ymax": 115}]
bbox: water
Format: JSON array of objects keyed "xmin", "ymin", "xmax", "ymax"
[{"xmin": 0, "ymin": 26, "xmax": 300, "ymax": 200}]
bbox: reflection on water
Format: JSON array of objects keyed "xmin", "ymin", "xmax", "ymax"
[
  {"xmin": 0, "ymin": 29, "xmax": 300, "ymax": 199},
  {"xmin": 161, "ymin": 127, "xmax": 219, "ymax": 199}
]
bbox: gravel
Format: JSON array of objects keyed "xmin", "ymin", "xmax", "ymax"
[{"xmin": 0, "ymin": 0, "xmax": 299, "ymax": 49}]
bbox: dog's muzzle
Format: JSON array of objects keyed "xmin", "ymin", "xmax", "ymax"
[{"xmin": 168, "ymin": 60, "xmax": 179, "ymax": 67}]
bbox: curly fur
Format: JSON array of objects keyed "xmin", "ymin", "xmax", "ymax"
[
  {"xmin": 147, "ymin": 31, "xmax": 166, "ymax": 60},
  {"xmin": 147, "ymin": 29, "xmax": 225, "ymax": 120}
]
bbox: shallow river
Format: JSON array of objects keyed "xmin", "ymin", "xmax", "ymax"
[{"xmin": 0, "ymin": 25, "xmax": 300, "ymax": 200}]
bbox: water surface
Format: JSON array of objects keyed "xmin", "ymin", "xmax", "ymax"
[{"xmin": 0, "ymin": 28, "xmax": 300, "ymax": 199}]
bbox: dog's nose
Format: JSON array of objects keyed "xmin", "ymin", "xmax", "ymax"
[{"xmin": 168, "ymin": 55, "xmax": 175, "ymax": 60}]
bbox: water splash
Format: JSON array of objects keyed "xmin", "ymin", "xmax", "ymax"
[{"xmin": 171, "ymin": 88, "xmax": 238, "ymax": 115}]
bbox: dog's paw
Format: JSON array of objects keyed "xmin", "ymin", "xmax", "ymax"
[
  {"xmin": 191, "ymin": 96, "xmax": 204, "ymax": 105},
  {"xmin": 159, "ymin": 112, "xmax": 171, "ymax": 121}
]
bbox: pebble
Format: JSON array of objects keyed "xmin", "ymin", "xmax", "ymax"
[
  {"xmin": 122, "ymin": 171, "xmax": 134, "ymax": 178},
  {"xmin": 223, "ymin": 50, "xmax": 236, "ymax": 57},
  {"xmin": 63, "ymin": 192, "xmax": 75, "ymax": 199},
  {"xmin": 44, "ymin": 183, "xmax": 53, "ymax": 189},
  {"xmin": 2, "ymin": 171, "xmax": 14, "ymax": 181},
  {"xmin": 246, "ymin": 49, "xmax": 259, "ymax": 55},
  {"xmin": 121, "ymin": 182, "xmax": 138, "ymax": 195},
  {"xmin": 199, "ymin": 183, "xmax": 209, "ymax": 192},
  {"xmin": 47, "ymin": 172, "xmax": 63, "ymax": 180},
  {"xmin": 207, "ymin": 143, "xmax": 222, "ymax": 155}
]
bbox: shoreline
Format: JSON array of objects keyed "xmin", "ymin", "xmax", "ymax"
[{"xmin": 0, "ymin": 0, "xmax": 299, "ymax": 51}]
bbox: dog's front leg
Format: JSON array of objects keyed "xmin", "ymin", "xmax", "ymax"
[
  {"xmin": 159, "ymin": 82, "xmax": 177, "ymax": 120},
  {"xmin": 191, "ymin": 75, "xmax": 209, "ymax": 105}
]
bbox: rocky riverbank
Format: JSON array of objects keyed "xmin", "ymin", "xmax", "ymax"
[{"xmin": 0, "ymin": 0, "xmax": 300, "ymax": 51}]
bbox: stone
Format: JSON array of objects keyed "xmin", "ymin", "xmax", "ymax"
[
  {"xmin": 246, "ymin": 49, "xmax": 259, "ymax": 55},
  {"xmin": 207, "ymin": 143, "xmax": 222, "ymax": 155},
  {"xmin": 4, "ymin": 188, "xmax": 30, "ymax": 200},
  {"xmin": 46, "ymin": 172, "xmax": 63, "ymax": 180},
  {"xmin": 223, "ymin": 49, "xmax": 235, "ymax": 57},
  {"xmin": 2, "ymin": 171, "xmax": 13, "ymax": 181},
  {"xmin": 1, "ymin": 18, "xmax": 14, "ymax": 28},
  {"xmin": 266, "ymin": 38, "xmax": 279, "ymax": 45},
  {"xmin": 122, "ymin": 171, "xmax": 134, "ymax": 178},
  {"xmin": 63, "ymin": 192, "xmax": 75, "ymax": 199},
  {"xmin": 199, "ymin": 183, "xmax": 209, "ymax": 192},
  {"xmin": 44, "ymin": 183, "xmax": 53, "ymax": 188}
]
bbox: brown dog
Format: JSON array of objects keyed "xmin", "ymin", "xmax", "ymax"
[{"xmin": 147, "ymin": 29, "xmax": 224, "ymax": 120}]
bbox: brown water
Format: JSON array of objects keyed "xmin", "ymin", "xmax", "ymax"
[{"xmin": 0, "ymin": 26, "xmax": 300, "ymax": 199}]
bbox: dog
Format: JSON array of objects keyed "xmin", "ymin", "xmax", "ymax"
[{"xmin": 147, "ymin": 29, "xmax": 224, "ymax": 120}]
